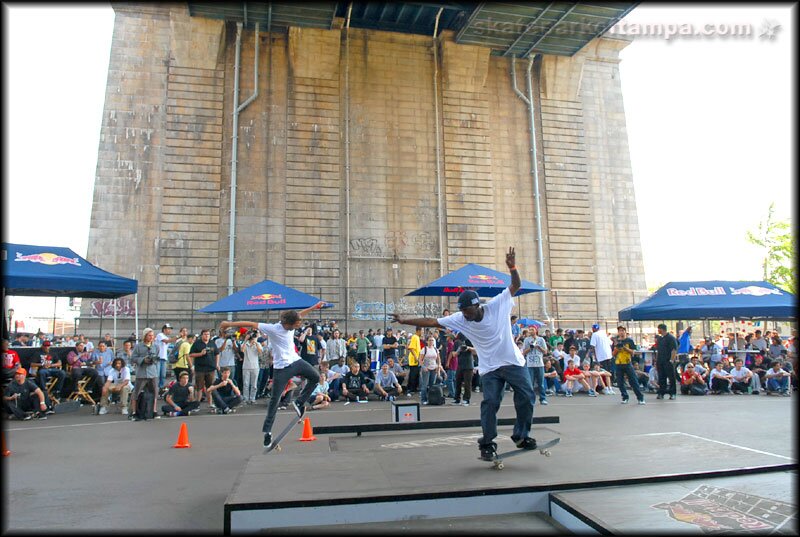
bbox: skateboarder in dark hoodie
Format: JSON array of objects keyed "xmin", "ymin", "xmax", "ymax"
[{"xmin": 392, "ymin": 247, "xmax": 537, "ymax": 461}]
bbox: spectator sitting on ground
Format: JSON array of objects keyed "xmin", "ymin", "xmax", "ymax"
[
  {"xmin": 552, "ymin": 342, "xmax": 568, "ymax": 371},
  {"xmin": 750, "ymin": 353, "xmax": 771, "ymax": 386},
  {"xmin": 207, "ymin": 367, "xmax": 242, "ymax": 414},
  {"xmin": 341, "ymin": 361, "xmax": 370, "ymax": 404},
  {"xmin": 543, "ymin": 357, "xmax": 563, "ymax": 396},
  {"xmin": 580, "ymin": 361, "xmax": 607, "ymax": 394},
  {"xmin": 680, "ymin": 363, "xmax": 708, "ymax": 395},
  {"xmin": 321, "ymin": 360, "xmax": 343, "ymax": 401},
  {"xmin": 309, "ymin": 375, "xmax": 331, "ymax": 410},
  {"xmin": 361, "ymin": 360, "xmax": 377, "ymax": 396},
  {"xmin": 764, "ymin": 361, "xmax": 791, "ymax": 396},
  {"xmin": 647, "ymin": 361, "xmax": 659, "ymax": 393},
  {"xmin": 728, "ymin": 358, "xmax": 755, "ymax": 394},
  {"xmin": 709, "ymin": 361, "xmax": 734, "ymax": 394},
  {"xmin": 98, "ymin": 357, "xmax": 132, "ymax": 415},
  {"xmin": 562, "ymin": 359, "xmax": 596, "ymax": 397},
  {"xmin": 591, "ymin": 362, "xmax": 615, "ymax": 394},
  {"xmin": 162, "ymin": 371, "xmax": 200, "ymax": 416},
  {"xmin": 386, "ymin": 357, "xmax": 406, "ymax": 387},
  {"xmin": 632, "ymin": 361, "xmax": 649, "ymax": 391},
  {"xmin": 3, "ymin": 368, "xmax": 48, "ymax": 420},
  {"xmin": 374, "ymin": 362, "xmax": 403, "ymax": 401}
]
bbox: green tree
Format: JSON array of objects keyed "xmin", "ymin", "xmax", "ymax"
[{"xmin": 746, "ymin": 203, "xmax": 795, "ymax": 294}]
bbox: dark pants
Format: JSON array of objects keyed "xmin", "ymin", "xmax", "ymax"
[
  {"xmin": 262, "ymin": 359, "xmax": 320, "ymax": 435},
  {"xmin": 711, "ymin": 377, "xmax": 731, "ymax": 392},
  {"xmin": 656, "ymin": 360, "xmax": 676, "ymax": 396},
  {"xmin": 4, "ymin": 393, "xmax": 40, "ymax": 419},
  {"xmin": 328, "ymin": 378, "xmax": 343, "ymax": 401},
  {"xmin": 38, "ymin": 368, "xmax": 66, "ymax": 399},
  {"xmin": 211, "ymin": 392, "xmax": 242, "ymax": 411},
  {"xmin": 616, "ymin": 363, "xmax": 644, "ymax": 402},
  {"xmin": 376, "ymin": 385, "xmax": 400, "ymax": 398},
  {"xmin": 455, "ymin": 368, "xmax": 473, "ymax": 403},
  {"xmin": 256, "ymin": 367, "xmax": 271, "ymax": 397},
  {"xmin": 69, "ymin": 367, "xmax": 101, "ymax": 398},
  {"xmin": 732, "ymin": 380, "xmax": 750, "ymax": 392},
  {"xmin": 342, "ymin": 386, "xmax": 369, "ymax": 401},
  {"xmin": 407, "ymin": 365, "xmax": 420, "ymax": 393},
  {"xmin": 478, "ymin": 365, "xmax": 534, "ymax": 448},
  {"xmin": 161, "ymin": 400, "xmax": 200, "ymax": 416},
  {"xmin": 234, "ymin": 360, "xmax": 243, "ymax": 390}
]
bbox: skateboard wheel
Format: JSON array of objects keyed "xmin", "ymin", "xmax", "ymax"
[
  {"xmin": 543, "ymin": 450, "xmax": 551, "ymax": 457},
  {"xmin": 275, "ymin": 444, "xmax": 282, "ymax": 452},
  {"xmin": 496, "ymin": 462, "xmax": 504, "ymax": 470}
]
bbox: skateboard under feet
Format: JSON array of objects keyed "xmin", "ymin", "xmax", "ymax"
[
  {"xmin": 478, "ymin": 437, "xmax": 561, "ymax": 469},
  {"xmin": 264, "ymin": 413, "xmax": 303, "ymax": 453}
]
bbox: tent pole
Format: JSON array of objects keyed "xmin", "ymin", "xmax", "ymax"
[
  {"xmin": 134, "ymin": 290, "xmax": 139, "ymax": 342},
  {"xmin": 113, "ymin": 298, "xmax": 117, "ymax": 345},
  {"xmin": 53, "ymin": 297, "xmax": 57, "ymax": 336}
]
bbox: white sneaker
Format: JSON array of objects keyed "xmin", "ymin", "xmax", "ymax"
[
  {"xmin": 588, "ymin": 390, "xmax": 597, "ymax": 397},
  {"xmin": 121, "ymin": 407, "xmax": 128, "ymax": 415},
  {"xmin": 357, "ymin": 398, "xmax": 368, "ymax": 404},
  {"xmin": 638, "ymin": 399, "xmax": 646, "ymax": 405},
  {"xmin": 344, "ymin": 401, "xmax": 351, "ymax": 405},
  {"xmin": 98, "ymin": 406, "xmax": 108, "ymax": 415}
]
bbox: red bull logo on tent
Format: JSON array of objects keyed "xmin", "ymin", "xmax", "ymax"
[
  {"xmin": 666, "ymin": 286, "xmax": 725, "ymax": 297},
  {"xmin": 247, "ymin": 293, "xmax": 287, "ymax": 306},
  {"xmin": 14, "ymin": 252, "xmax": 81, "ymax": 266},
  {"xmin": 729, "ymin": 285, "xmax": 781, "ymax": 297},
  {"xmin": 467, "ymin": 274, "xmax": 504, "ymax": 285}
]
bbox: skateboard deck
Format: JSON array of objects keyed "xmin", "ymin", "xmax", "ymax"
[
  {"xmin": 264, "ymin": 413, "xmax": 303, "ymax": 453},
  {"xmin": 478, "ymin": 437, "xmax": 560, "ymax": 469}
]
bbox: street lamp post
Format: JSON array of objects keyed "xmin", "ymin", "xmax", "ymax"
[{"xmin": 8, "ymin": 308, "xmax": 14, "ymax": 335}]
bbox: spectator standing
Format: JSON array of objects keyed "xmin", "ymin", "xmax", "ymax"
[
  {"xmin": 613, "ymin": 326, "xmax": 644, "ymax": 404},
  {"xmin": 241, "ymin": 330, "xmax": 263, "ymax": 404},
  {"xmin": 522, "ymin": 326, "xmax": 548, "ymax": 405},
  {"xmin": 589, "ymin": 324, "xmax": 614, "ymax": 378},
  {"xmin": 419, "ymin": 336, "xmax": 442, "ymax": 405},
  {"xmin": 189, "ymin": 329, "xmax": 219, "ymax": 407},
  {"xmin": 327, "ymin": 329, "xmax": 347, "ymax": 363},
  {"xmin": 405, "ymin": 327, "xmax": 422, "ymax": 395},
  {"xmin": 154, "ymin": 324, "xmax": 178, "ymax": 389},
  {"xmin": 130, "ymin": 328, "xmax": 160, "ymax": 419},
  {"xmin": 655, "ymin": 323, "xmax": 678, "ymax": 400},
  {"xmin": 216, "ymin": 330, "xmax": 238, "ymax": 381},
  {"xmin": 355, "ymin": 330, "xmax": 371, "ymax": 370},
  {"xmin": 173, "ymin": 333, "xmax": 196, "ymax": 384},
  {"xmin": 574, "ymin": 329, "xmax": 591, "ymax": 364},
  {"xmin": 548, "ymin": 328, "xmax": 564, "ymax": 351},
  {"xmin": 382, "ymin": 328, "xmax": 399, "ymax": 366},
  {"xmin": 373, "ymin": 329, "xmax": 384, "ymax": 366}
]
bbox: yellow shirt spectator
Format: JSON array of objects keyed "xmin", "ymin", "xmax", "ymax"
[
  {"xmin": 407, "ymin": 333, "xmax": 421, "ymax": 366},
  {"xmin": 175, "ymin": 340, "xmax": 193, "ymax": 369}
]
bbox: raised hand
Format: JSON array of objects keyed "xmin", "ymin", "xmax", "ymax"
[{"xmin": 506, "ymin": 247, "xmax": 516, "ymax": 269}]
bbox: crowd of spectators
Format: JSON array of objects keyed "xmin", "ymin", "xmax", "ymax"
[{"xmin": 3, "ymin": 319, "xmax": 797, "ymax": 421}]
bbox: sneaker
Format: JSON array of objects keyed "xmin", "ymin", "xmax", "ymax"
[
  {"xmin": 155, "ymin": 415, "xmax": 162, "ymax": 419},
  {"xmin": 344, "ymin": 401, "xmax": 351, "ymax": 405},
  {"xmin": 565, "ymin": 390, "xmax": 573, "ymax": 397},
  {"xmin": 33, "ymin": 412, "xmax": 47, "ymax": 420},
  {"xmin": 21, "ymin": 414, "xmax": 33, "ymax": 421},
  {"xmin": 669, "ymin": 394, "xmax": 676, "ymax": 400},
  {"xmin": 406, "ymin": 393, "xmax": 412, "ymax": 397},
  {"xmin": 479, "ymin": 443, "xmax": 498, "ymax": 461},
  {"xmin": 357, "ymin": 398, "xmax": 367, "ymax": 404},
  {"xmin": 223, "ymin": 407, "xmax": 233, "ymax": 414},
  {"xmin": 422, "ymin": 401, "xmax": 428, "ymax": 405},
  {"xmin": 291, "ymin": 400, "xmax": 306, "ymax": 419},
  {"xmin": 388, "ymin": 395, "xmax": 395, "ymax": 402},
  {"xmin": 45, "ymin": 408, "xmax": 56, "ymax": 415},
  {"xmin": 588, "ymin": 390, "xmax": 597, "ymax": 397},
  {"xmin": 263, "ymin": 433, "xmax": 273, "ymax": 449},
  {"xmin": 607, "ymin": 387, "xmax": 615, "ymax": 395},
  {"xmin": 540, "ymin": 399, "xmax": 548, "ymax": 405},
  {"xmin": 451, "ymin": 400, "xmax": 461, "ymax": 405},
  {"xmin": 782, "ymin": 391, "xmax": 790, "ymax": 397},
  {"xmin": 98, "ymin": 406, "xmax": 108, "ymax": 415},
  {"xmin": 513, "ymin": 436, "xmax": 537, "ymax": 450},
  {"xmin": 621, "ymin": 398, "xmax": 629, "ymax": 404},
  {"xmin": 656, "ymin": 394, "xmax": 664, "ymax": 400},
  {"xmin": 121, "ymin": 407, "xmax": 129, "ymax": 415},
  {"xmin": 462, "ymin": 401, "xmax": 470, "ymax": 406},
  {"xmin": 278, "ymin": 405, "xmax": 288, "ymax": 410},
  {"xmin": 752, "ymin": 390, "xmax": 759, "ymax": 395},
  {"xmin": 638, "ymin": 399, "xmax": 646, "ymax": 405}
]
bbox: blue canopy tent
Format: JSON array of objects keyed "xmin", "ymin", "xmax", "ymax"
[
  {"xmin": 198, "ymin": 280, "xmax": 332, "ymax": 313},
  {"xmin": 618, "ymin": 281, "xmax": 796, "ymax": 321},
  {"xmin": 406, "ymin": 263, "xmax": 547, "ymax": 298},
  {"xmin": 2, "ymin": 242, "xmax": 139, "ymax": 340},
  {"xmin": 518, "ymin": 318, "xmax": 545, "ymax": 328}
]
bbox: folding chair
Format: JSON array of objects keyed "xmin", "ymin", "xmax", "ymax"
[
  {"xmin": 68, "ymin": 375, "xmax": 97, "ymax": 406},
  {"xmin": 46, "ymin": 377, "xmax": 61, "ymax": 406}
]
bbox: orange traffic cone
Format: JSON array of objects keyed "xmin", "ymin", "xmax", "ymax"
[
  {"xmin": 173, "ymin": 422, "xmax": 191, "ymax": 449},
  {"xmin": 2, "ymin": 432, "xmax": 10, "ymax": 456},
  {"xmin": 298, "ymin": 417, "xmax": 316, "ymax": 442}
]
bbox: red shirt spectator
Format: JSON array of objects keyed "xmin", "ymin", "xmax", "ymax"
[{"xmin": 2, "ymin": 341, "xmax": 21, "ymax": 371}]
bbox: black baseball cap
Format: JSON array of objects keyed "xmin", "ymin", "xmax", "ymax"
[{"xmin": 458, "ymin": 290, "xmax": 480, "ymax": 310}]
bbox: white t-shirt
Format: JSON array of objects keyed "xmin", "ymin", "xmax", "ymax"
[
  {"xmin": 437, "ymin": 288, "xmax": 524, "ymax": 376},
  {"xmin": 155, "ymin": 332, "xmax": 170, "ymax": 360},
  {"xmin": 241, "ymin": 340, "xmax": 261, "ymax": 370},
  {"xmin": 729, "ymin": 366, "xmax": 751, "ymax": 382},
  {"xmin": 107, "ymin": 366, "xmax": 131, "ymax": 385},
  {"xmin": 590, "ymin": 330, "xmax": 612, "ymax": 361},
  {"xmin": 258, "ymin": 322, "xmax": 301, "ymax": 369},
  {"xmin": 216, "ymin": 337, "xmax": 237, "ymax": 367}
]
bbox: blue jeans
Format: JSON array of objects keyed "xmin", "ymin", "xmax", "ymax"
[
  {"xmin": 527, "ymin": 366, "xmax": 546, "ymax": 403},
  {"xmin": 420, "ymin": 368, "xmax": 437, "ymax": 403},
  {"xmin": 256, "ymin": 367, "xmax": 270, "ymax": 396},
  {"xmin": 479, "ymin": 365, "xmax": 534, "ymax": 448},
  {"xmin": 616, "ymin": 362, "xmax": 644, "ymax": 402},
  {"xmin": 445, "ymin": 370, "xmax": 456, "ymax": 398},
  {"xmin": 157, "ymin": 359, "xmax": 167, "ymax": 389},
  {"xmin": 767, "ymin": 376, "xmax": 789, "ymax": 392}
]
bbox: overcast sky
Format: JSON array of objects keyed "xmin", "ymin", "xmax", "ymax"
[{"xmin": 3, "ymin": 3, "xmax": 795, "ymax": 324}]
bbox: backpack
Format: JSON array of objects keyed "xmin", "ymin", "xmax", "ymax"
[
  {"xmin": 168, "ymin": 340, "xmax": 182, "ymax": 364},
  {"xmin": 135, "ymin": 389, "xmax": 155, "ymax": 420},
  {"xmin": 427, "ymin": 385, "xmax": 445, "ymax": 405}
]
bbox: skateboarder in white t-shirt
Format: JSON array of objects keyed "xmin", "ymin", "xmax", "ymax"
[
  {"xmin": 219, "ymin": 301, "xmax": 325, "ymax": 449},
  {"xmin": 391, "ymin": 247, "xmax": 537, "ymax": 461}
]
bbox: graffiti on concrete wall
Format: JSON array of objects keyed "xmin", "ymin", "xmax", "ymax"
[
  {"xmin": 90, "ymin": 298, "xmax": 136, "ymax": 318},
  {"xmin": 352, "ymin": 299, "xmax": 441, "ymax": 320},
  {"xmin": 350, "ymin": 231, "xmax": 437, "ymax": 257}
]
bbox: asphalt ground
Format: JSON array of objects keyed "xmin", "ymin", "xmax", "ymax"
[{"xmin": 3, "ymin": 388, "xmax": 796, "ymax": 533}]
